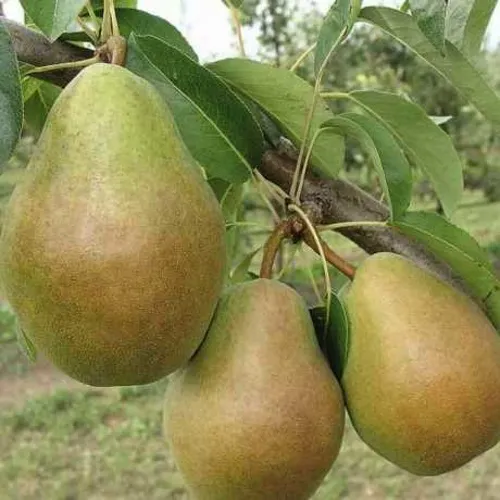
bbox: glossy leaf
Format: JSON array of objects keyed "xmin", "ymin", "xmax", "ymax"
[
  {"xmin": 315, "ymin": 0, "xmax": 352, "ymax": 76},
  {"xmin": 126, "ymin": 35, "xmax": 262, "ymax": 184},
  {"xmin": 20, "ymin": 0, "xmax": 86, "ymax": 41},
  {"xmin": 349, "ymin": 90, "xmax": 463, "ymax": 217},
  {"xmin": 341, "ymin": 112, "xmax": 412, "ymax": 220},
  {"xmin": 321, "ymin": 114, "xmax": 411, "ymax": 220},
  {"xmin": 359, "ymin": 7, "xmax": 500, "ymax": 133},
  {"xmin": 392, "ymin": 211, "xmax": 500, "ymax": 329},
  {"xmin": 0, "ymin": 20, "xmax": 23, "ymax": 167},
  {"xmin": 409, "ymin": 0, "xmax": 447, "ymax": 54},
  {"xmin": 23, "ymin": 81, "xmax": 61, "ymax": 138},
  {"xmin": 230, "ymin": 246, "xmax": 262, "ymax": 284},
  {"xmin": 446, "ymin": 0, "xmax": 497, "ymax": 56},
  {"xmin": 116, "ymin": 9, "xmax": 198, "ymax": 61},
  {"xmin": 310, "ymin": 291, "xmax": 350, "ymax": 379},
  {"xmin": 208, "ymin": 58, "xmax": 345, "ymax": 178}
]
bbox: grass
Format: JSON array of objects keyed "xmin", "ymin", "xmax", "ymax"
[
  {"xmin": 0, "ymin": 382, "xmax": 188, "ymax": 500},
  {"xmin": 1, "ymin": 384, "xmax": 499, "ymax": 499},
  {"xmin": 0, "ymin": 195, "xmax": 499, "ymax": 499}
]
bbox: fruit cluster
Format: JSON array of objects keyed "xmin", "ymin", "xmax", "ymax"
[{"xmin": 1, "ymin": 64, "xmax": 499, "ymax": 500}]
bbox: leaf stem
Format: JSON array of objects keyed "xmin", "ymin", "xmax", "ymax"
[
  {"xmin": 320, "ymin": 91, "xmax": 352, "ymax": 101},
  {"xmin": 22, "ymin": 55, "xmax": 101, "ymax": 76},
  {"xmin": 101, "ymin": 0, "xmax": 112, "ymax": 42},
  {"xmin": 227, "ymin": 1, "xmax": 246, "ymax": 57},
  {"xmin": 289, "ymin": 43, "xmax": 316, "ymax": 73},
  {"xmin": 225, "ymin": 221, "xmax": 271, "ymax": 231},
  {"xmin": 260, "ymin": 219, "xmax": 292, "ymax": 279},
  {"xmin": 318, "ymin": 220, "xmax": 388, "ymax": 232},
  {"xmin": 290, "ymin": 78, "xmax": 321, "ymax": 200},
  {"xmin": 296, "ymin": 127, "xmax": 325, "ymax": 200},
  {"xmin": 110, "ymin": 0, "xmax": 120, "ymax": 37},
  {"xmin": 288, "ymin": 203, "xmax": 333, "ymax": 340}
]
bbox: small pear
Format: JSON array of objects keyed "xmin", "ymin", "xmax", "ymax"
[
  {"xmin": 342, "ymin": 252, "xmax": 500, "ymax": 475},
  {"xmin": 0, "ymin": 64, "xmax": 226, "ymax": 386},
  {"xmin": 164, "ymin": 279, "xmax": 345, "ymax": 499}
]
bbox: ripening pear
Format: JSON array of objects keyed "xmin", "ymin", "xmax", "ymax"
[
  {"xmin": 0, "ymin": 63, "xmax": 226, "ymax": 387},
  {"xmin": 341, "ymin": 252, "xmax": 500, "ymax": 475},
  {"xmin": 164, "ymin": 279, "xmax": 345, "ymax": 500}
]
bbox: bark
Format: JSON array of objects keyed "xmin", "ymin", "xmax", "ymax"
[{"xmin": 2, "ymin": 18, "xmax": 94, "ymax": 87}]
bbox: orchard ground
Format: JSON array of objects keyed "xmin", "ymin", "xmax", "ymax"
[{"xmin": 0, "ymin": 194, "xmax": 499, "ymax": 500}]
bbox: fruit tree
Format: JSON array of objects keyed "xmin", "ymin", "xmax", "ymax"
[{"xmin": 0, "ymin": 1, "xmax": 499, "ymax": 498}]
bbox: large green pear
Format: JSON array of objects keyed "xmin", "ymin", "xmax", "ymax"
[
  {"xmin": 342, "ymin": 252, "xmax": 500, "ymax": 475},
  {"xmin": 164, "ymin": 279, "xmax": 345, "ymax": 500},
  {"xmin": 0, "ymin": 63, "xmax": 226, "ymax": 387}
]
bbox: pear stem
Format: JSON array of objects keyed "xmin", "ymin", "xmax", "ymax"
[
  {"xmin": 303, "ymin": 230, "xmax": 357, "ymax": 280},
  {"xmin": 260, "ymin": 220, "xmax": 292, "ymax": 279}
]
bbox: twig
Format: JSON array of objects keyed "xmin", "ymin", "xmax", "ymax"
[
  {"xmin": 302, "ymin": 230, "xmax": 356, "ymax": 280},
  {"xmin": 260, "ymin": 220, "xmax": 292, "ymax": 279}
]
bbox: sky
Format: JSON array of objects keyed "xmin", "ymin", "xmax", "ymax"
[{"xmin": 3, "ymin": 0, "xmax": 500, "ymax": 61}]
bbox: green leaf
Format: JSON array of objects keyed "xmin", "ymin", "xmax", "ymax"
[
  {"xmin": 88, "ymin": 0, "xmax": 137, "ymax": 8},
  {"xmin": 315, "ymin": 0, "xmax": 352, "ymax": 76},
  {"xmin": 409, "ymin": 0, "xmax": 447, "ymax": 54},
  {"xmin": 340, "ymin": 112, "xmax": 412, "ymax": 220},
  {"xmin": 20, "ymin": 0, "xmax": 87, "ymax": 41},
  {"xmin": 208, "ymin": 58, "xmax": 345, "ymax": 178},
  {"xmin": 321, "ymin": 114, "xmax": 410, "ymax": 220},
  {"xmin": 24, "ymin": 82, "xmax": 61, "ymax": 138},
  {"xmin": 222, "ymin": 0, "xmax": 245, "ymax": 8},
  {"xmin": 359, "ymin": 7, "xmax": 500, "ymax": 133},
  {"xmin": 115, "ymin": 9, "xmax": 198, "ymax": 61},
  {"xmin": 126, "ymin": 35, "xmax": 262, "ymax": 184},
  {"xmin": 230, "ymin": 246, "xmax": 262, "ymax": 284},
  {"xmin": 16, "ymin": 323, "xmax": 37, "ymax": 362},
  {"xmin": 0, "ymin": 20, "xmax": 23, "ymax": 168},
  {"xmin": 446, "ymin": 0, "xmax": 497, "ymax": 56},
  {"xmin": 485, "ymin": 290, "xmax": 500, "ymax": 334},
  {"xmin": 348, "ymin": 90, "xmax": 463, "ymax": 217},
  {"xmin": 310, "ymin": 292, "xmax": 350, "ymax": 379},
  {"xmin": 22, "ymin": 76, "xmax": 41, "ymax": 102},
  {"xmin": 391, "ymin": 211, "xmax": 500, "ymax": 329}
]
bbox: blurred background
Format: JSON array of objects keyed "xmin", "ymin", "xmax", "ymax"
[{"xmin": 1, "ymin": 1, "xmax": 500, "ymax": 498}]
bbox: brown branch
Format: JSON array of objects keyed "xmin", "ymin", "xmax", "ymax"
[
  {"xmin": 260, "ymin": 149, "xmax": 465, "ymax": 290},
  {"xmin": 260, "ymin": 219, "xmax": 292, "ymax": 279},
  {"xmin": 302, "ymin": 230, "xmax": 357, "ymax": 280},
  {"xmin": 2, "ymin": 18, "xmax": 94, "ymax": 87}
]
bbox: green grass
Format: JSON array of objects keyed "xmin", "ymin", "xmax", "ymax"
[
  {"xmin": 1, "ymin": 385, "xmax": 499, "ymax": 499},
  {"xmin": 0, "ymin": 382, "xmax": 189, "ymax": 500}
]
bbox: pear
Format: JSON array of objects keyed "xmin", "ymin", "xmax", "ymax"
[
  {"xmin": 164, "ymin": 279, "xmax": 345, "ymax": 500},
  {"xmin": 0, "ymin": 63, "xmax": 226, "ymax": 387},
  {"xmin": 341, "ymin": 252, "xmax": 500, "ymax": 475}
]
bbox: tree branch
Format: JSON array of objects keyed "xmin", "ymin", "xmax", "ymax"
[
  {"xmin": 1, "ymin": 17, "xmax": 468, "ymax": 293},
  {"xmin": 260, "ymin": 149, "xmax": 465, "ymax": 289},
  {"xmin": 2, "ymin": 18, "xmax": 94, "ymax": 87}
]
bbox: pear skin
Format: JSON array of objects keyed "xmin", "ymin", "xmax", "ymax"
[
  {"xmin": 164, "ymin": 279, "xmax": 345, "ymax": 499},
  {"xmin": 342, "ymin": 252, "xmax": 500, "ymax": 475},
  {"xmin": 0, "ymin": 63, "xmax": 226, "ymax": 386}
]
